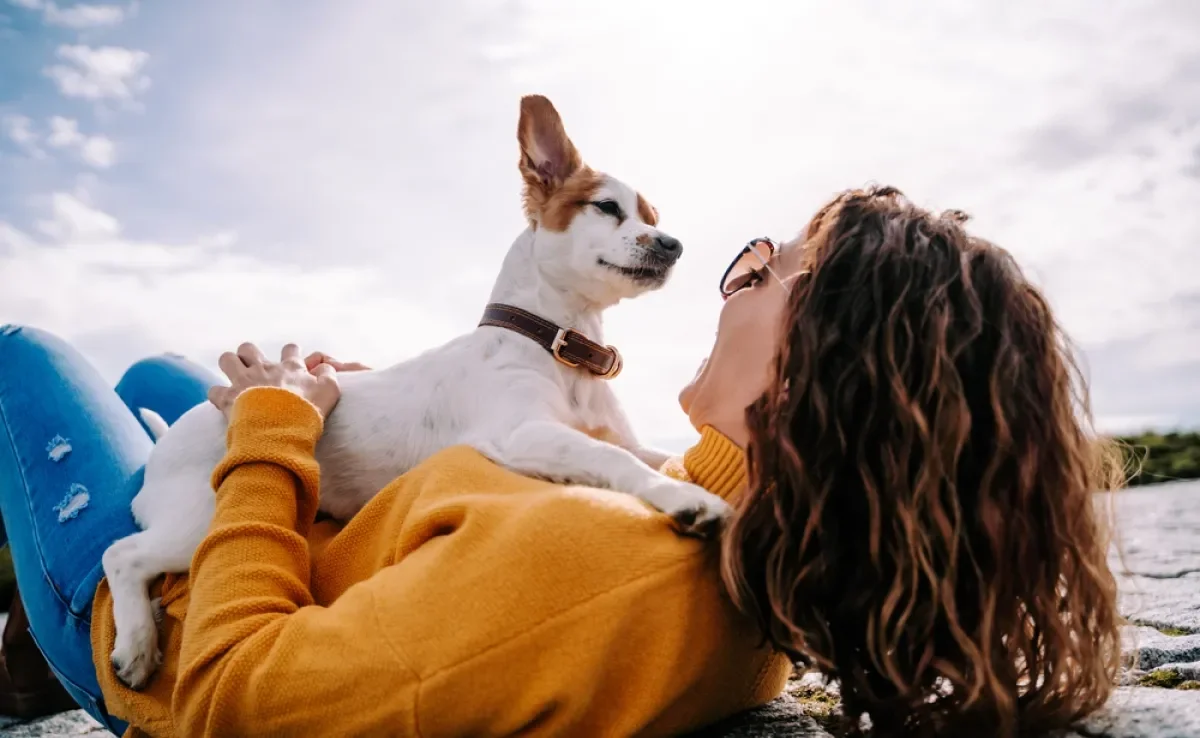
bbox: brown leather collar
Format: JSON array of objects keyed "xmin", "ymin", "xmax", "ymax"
[{"xmin": 479, "ymin": 303, "xmax": 623, "ymax": 379}]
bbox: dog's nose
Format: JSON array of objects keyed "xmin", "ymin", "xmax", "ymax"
[{"xmin": 651, "ymin": 235, "xmax": 683, "ymax": 262}]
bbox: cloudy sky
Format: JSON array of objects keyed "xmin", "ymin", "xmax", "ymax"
[{"xmin": 1, "ymin": 0, "xmax": 1198, "ymax": 450}]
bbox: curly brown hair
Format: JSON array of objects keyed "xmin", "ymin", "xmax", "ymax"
[{"xmin": 721, "ymin": 186, "xmax": 1123, "ymax": 736}]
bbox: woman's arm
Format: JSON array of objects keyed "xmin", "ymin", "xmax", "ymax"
[
  {"xmin": 175, "ymin": 386, "xmax": 426, "ymax": 735},
  {"xmin": 175, "ymin": 345, "xmax": 423, "ymax": 735}
]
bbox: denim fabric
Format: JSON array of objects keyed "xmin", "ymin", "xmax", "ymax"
[{"xmin": 0, "ymin": 325, "xmax": 217, "ymax": 732}]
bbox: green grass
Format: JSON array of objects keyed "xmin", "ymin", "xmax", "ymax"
[
  {"xmin": 1156, "ymin": 625, "xmax": 1191, "ymax": 636},
  {"xmin": 790, "ymin": 682, "xmax": 852, "ymax": 733},
  {"xmin": 1118, "ymin": 431, "xmax": 1200, "ymax": 487},
  {"xmin": 1139, "ymin": 669, "xmax": 1188, "ymax": 689}
]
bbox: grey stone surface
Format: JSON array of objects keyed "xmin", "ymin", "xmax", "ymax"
[
  {"xmin": 0, "ymin": 712, "xmax": 106, "ymax": 736},
  {"xmin": 1112, "ymin": 481, "xmax": 1200, "ymax": 634},
  {"xmin": 686, "ymin": 695, "xmax": 834, "ymax": 738},
  {"xmin": 1077, "ymin": 687, "xmax": 1200, "ymax": 738},
  {"xmin": 3, "ymin": 482, "xmax": 1200, "ymax": 736},
  {"xmin": 1123, "ymin": 626, "xmax": 1200, "ymax": 670}
]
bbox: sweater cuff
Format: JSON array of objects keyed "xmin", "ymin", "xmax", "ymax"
[
  {"xmin": 227, "ymin": 386, "xmax": 323, "ymax": 444},
  {"xmin": 213, "ymin": 387, "xmax": 324, "ymax": 487},
  {"xmin": 682, "ymin": 426, "xmax": 748, "ymax": 502}
]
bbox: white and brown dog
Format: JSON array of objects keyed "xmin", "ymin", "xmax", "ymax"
[{"xmin": 102, "ymin": 94, "xmax": 733, "ymax": 690}]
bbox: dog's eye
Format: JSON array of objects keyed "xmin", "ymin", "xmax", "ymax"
[{"xmin": 591, "ymin": 200, "xmax": 623, "ymax": 219}]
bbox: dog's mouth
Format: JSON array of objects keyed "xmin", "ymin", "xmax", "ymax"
[{"xmin": 597, "ymin": 258, "xmax": 671, "ymax": 285}]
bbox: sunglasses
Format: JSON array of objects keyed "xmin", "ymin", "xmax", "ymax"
[{"xmin": 720, "ymin": 237, "xmax": 788, "ymax": 299}]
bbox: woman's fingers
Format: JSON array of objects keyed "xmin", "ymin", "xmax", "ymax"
[
  {"xmin": 236, "ymin": 342, "xmax": 267, "ymax": 366},
  {"xmin": 312, "ymin": 362, "xmax": 337, "ymax": 379},
  {"xmin": 302, "ymin": 351, "xmax": 371, "ymax": 373},
  {"xmin": 214, "ymin": 342, "xmax": 343, "ymax": 419},
  {"xmin": 218, "ymin": 351, "xmax": 245, "ymax": 379},
  {"xmin": 304, "ymin": 351, "xmax": 332, "ymax": 371},
  {"xmin": 280, "ymin": 343, "xmax": 303, "ymax": 366},
  {"xmin": 207, "ymin": 385, "xmax": 233, "ymax": 412}
]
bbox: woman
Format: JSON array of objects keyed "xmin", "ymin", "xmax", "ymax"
[
  {"xmin": 0, "ymin": 185, "xmax": 1121, "ymax": 737},
  {"xmin": 711, "ymin": 187, "xmax": 1122, "ymax": 735}
]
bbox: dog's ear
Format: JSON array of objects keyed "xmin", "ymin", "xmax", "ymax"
[{"xmin": 518, "ymin": 95, "xmax": 583, "ymax": 195}]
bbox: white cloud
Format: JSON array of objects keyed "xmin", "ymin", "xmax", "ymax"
[
  {"xmin": 7, "ymin": 0, "xmax": 127, "ymax": 27},
  {"xmin": 43, "ymin": 2, "xmax": 125, "ymax": 28},
  {"xmin": 45, "ymin": 116, "xmax": 116, "ymax": 168},
  {"xmin": 46, "ymin": 115, "xmax": 83, "ymax": 147},
  {"xmin": 36, "ymin": 192, "xmax": 121, "ymax": 241},
  {"xmin": 4, "ymin": 115, "xmax": 116, "ymax": 168},
  {"xmin": 156, "ymin": 0, "xmax": 1198, "ymax": 440},
  {"xmin": 1, "ymin": 113, "xmax": 47, "ymax": 159},
  {"xmin": 44, "ymin": 44, "xmax": 149, "ymax": 101},
  {"xmin": 1095, "ymin": 414, "xmax": 1179, "ymax": 436},
  {"xmin": 1, "ymin": 114, "xmax": 40, "ymax": 156},
  {"xmin": 0, "ymin": 199, "xmax": 455, "ymax": 383},
  {"xmin": 79, "ymin": 135, "xmax": 115, "ymax": 167},
  {"xmin": 6, "ymin": 1, "xmax": 1198, "ymax": 439}
]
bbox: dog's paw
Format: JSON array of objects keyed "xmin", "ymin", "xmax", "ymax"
[
  {"xmin": 111, "ymin": 624, "xmax": 162, "ymax": 691},
  {"xmin": 640, "ymin": 481, "xmax": 733, "ymax": 540}
]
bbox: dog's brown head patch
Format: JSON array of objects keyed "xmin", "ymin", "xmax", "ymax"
[
  {"xmin": 636, "ymin": 193, "xmax": 659, "ymax": 226},
  {"xmin": 537, "ymin": 168, "xmax": 605, "ymax": 232},
  {"xmin": 519, "ymin": 95, "xmax": 588, "ymax": 228},
  {"xmin": 518, "ymin": 95, "xmax": 662, "ymax": 233}
]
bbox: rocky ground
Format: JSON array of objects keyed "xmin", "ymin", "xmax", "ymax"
[{"xmin": 5, "ymin": 481, "xmax": 1200, "ymax": 737}]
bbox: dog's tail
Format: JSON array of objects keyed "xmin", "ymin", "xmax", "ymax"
[{"xmin": 139, "ymin": 408, "xmax": 170, "ymax": 441}]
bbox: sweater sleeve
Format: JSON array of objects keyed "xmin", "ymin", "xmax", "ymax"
[
  {"xmin": 660, "ymin": 426, "xmax": 748, "ymax": 502},
  {"xmin": 173, "ymin": 388, "xmax": 420, "ymax": 737}
]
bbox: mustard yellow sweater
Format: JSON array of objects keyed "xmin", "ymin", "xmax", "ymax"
[{"xmin": 91, "ymin": 387, "xmax": 791, "ymax": 737}]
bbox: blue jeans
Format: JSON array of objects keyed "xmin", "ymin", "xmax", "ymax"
[{"xmin": 0, "ymin": 325, "xmax": 217, "ymax": 732}]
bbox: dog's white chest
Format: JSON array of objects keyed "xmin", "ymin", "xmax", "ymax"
[
  {"xmin": 304, "ymin": 331, "xmax": 625, "ymax": 517},
  {"xmin": 563, "ymin": 372, "xmax": 622, "ymax": 442}
]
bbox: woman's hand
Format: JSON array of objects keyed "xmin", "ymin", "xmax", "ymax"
[
  {"xmin": 303, "ymin": 351, "xmax": 371, "ymax": 373},
  {"xmin": 208, "ymin": 342, "xmax": 341, "ymax": 419}
]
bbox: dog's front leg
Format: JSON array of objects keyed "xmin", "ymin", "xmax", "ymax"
[
  {"xmin": 586, "ymin": 385, "xmax": 676, "ymax": 472},
  {"xmin": 475, "ymin": 421, "xmax": 731, "ymax": 538},
  {"xmin": 630, "ymin": 446, "xmax": 673, "ymax": 471}
]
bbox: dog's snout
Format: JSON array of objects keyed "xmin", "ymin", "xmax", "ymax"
[{"xmin": 652, "ymin": 235, "xmax": 683, "ymax": 262}]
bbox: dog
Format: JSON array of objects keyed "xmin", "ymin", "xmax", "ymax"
[{"xmin": 102, "ymin": 94, "xmax": 734, "ymax": 690}]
